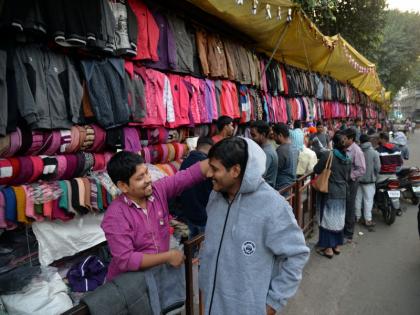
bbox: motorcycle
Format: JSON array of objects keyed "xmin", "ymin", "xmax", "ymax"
[
  {"xmin": 374, "ymin": 177, "xmax": 401, "ymax": 225},
  {"xmin": 396, "ymin": 167, "xmax": 420, "ymax": 205}
]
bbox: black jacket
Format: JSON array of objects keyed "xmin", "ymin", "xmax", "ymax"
[{"xmin": 81, "ymin": 58, "xmax": 130, "ymax": 129}]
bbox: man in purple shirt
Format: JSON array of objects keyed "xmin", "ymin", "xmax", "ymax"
[
  {"xmin": 101, "ymin": 151, "xmax": 208, "ymax": 281},
  {"xmin": 342, "ymin": 128, "xmax": 366, "ymax": 242}
]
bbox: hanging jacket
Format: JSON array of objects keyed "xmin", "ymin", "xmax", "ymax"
[
  {"xmin": 108, "ymin": 0, "xmax": 138, "ymax": 56},
  {"xmin": 183, "ymin": 76, "xmax": 202, "ymax": 125},
  {"xmin": 167, "ymin": 74, "xmax": 190, "ymax": 127},
  {"xmin": 199, "ymin": 138, "xmax": 309, "ymax": 315},
  {"xmin": 128, "ymin": 0, "xmax": 159, "ymax": 61},
  {"xmin": 220, "ymin": 81, "xmax": 239, "ymax": 118},
  {"xmin": 205, "ymin": 79, "xmax": 218, "ymax": 121},
  {"xmin": 143, "ymin": 9, "xmax": 177, "ymax": 71},
  {"xmin": 196, "ymin": 27, "xmax": 210, "ymax": 76},
  {"xmin": 222, "ymin": 39, "xmax": 239, "ymax": 82},
  {"xmin": 13, "ymin": 45, "xmax": 82, "ymax": 130},
  {"xmin": 204, "ymin": 31, "xmax": 229, "ymax": 79},
  {"xmin": 167, "ymin": 14, "xmax": 195, "ymax": 74},
  {"xmin": 0, "ymin": 0, "xmax": 46, "ymax": 38},
  {"xmin": 138, "ymin": 67, "xmax": 174, "ymax": 127},
  {"xmin": 81, "ymin": 58, "xmax": 129, "ymax": 129},
  {"xmin": 124, "ymin": 61, "xmax": 146, "ymax": 123},
  {"xmin": 199, "ymin": 79, "xmax": 211, "ymax": 123}
]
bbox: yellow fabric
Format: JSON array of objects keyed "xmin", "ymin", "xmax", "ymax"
[
  {"xmin": 187, "ymin": 0, "xmax": 388, "ymax": 105},
  {"xmin": 12, "ymin": 186, "xmax": 30, "ymax": 224}
]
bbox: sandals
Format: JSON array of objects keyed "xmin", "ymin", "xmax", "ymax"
[
  {"xmin": 316, "ymin": 248, "xmax": 333, "ymax": 259},
  {"xmin": 333, "ymin": 248, "xmax": 341, "ymax": 255}
]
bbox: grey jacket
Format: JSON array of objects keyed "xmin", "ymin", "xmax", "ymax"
[
  {"xmin": 13, "ymin": 45, "xmax": 82, "ymax": 130},
  {"xmin": 359, "ymin": 142, "xmax": 381, "ymax": 184},
  {"xmin": 262, "ymin": 143, "xmax": 278, "ymax": 187},
  {"xmin": 82, "ymin": 271, "xmax": 152, "ymax": 315},
  {"xmin": 199, "ymin": 138, "xmax": 309, "ymax": 315}
]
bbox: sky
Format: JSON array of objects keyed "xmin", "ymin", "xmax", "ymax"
[{"xmin": 387, "ymin": 0, "xmax": 420, "ymax": 12}]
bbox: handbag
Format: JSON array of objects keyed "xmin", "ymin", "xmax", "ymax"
[{"xmin": 312, "ymin": 151, "xmax": 333, "ymax": 193}]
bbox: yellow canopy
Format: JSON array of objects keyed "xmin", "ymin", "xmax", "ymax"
[{"xmin": 187, "ymin": 0, "xmax": 388, "ymax": 106}]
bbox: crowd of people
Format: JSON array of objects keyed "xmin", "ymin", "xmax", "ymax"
[
  {"xmin": 98, "ymin": 115, "xmax": 411, "ymax": 314},
  {"xmin": 175, "ymin": 116, "xmax": 411, "ymax": 261}
]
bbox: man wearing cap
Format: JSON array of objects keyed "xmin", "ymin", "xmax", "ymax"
[{"xmin": 309, "ymin": 121, "xmax": 330, "ymax": 158}]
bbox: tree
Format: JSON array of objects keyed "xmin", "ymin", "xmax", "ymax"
[
  {"xmin": 293, "ymin": 0, "xmax": 386, "ymax": 61},
  {"xmin": 406, "ymin": 58, "xmax": 420, "ymax": 90},
  {"xmin": 293, "ymin": 2, "xmax": 420, "ymax": 97},
  {"xmin": 375, "ymin": 10, "xmax": 420, "ymax": 95}
]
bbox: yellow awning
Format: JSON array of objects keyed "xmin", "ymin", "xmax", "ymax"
[{"xmin": 187, "ymin": 0, "xmax": 388, "ymax": 106}]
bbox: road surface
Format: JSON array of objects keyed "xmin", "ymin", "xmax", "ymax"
[{"xmin": 282, "ymin": 130, "xmax": 420, "ymax": 315}]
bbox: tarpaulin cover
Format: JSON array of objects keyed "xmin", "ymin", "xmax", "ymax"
[{"xmin": 187, "ymin": 0, "xmax": 389, "ymax": 105}]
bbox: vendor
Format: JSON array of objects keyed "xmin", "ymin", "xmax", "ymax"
[{"xmin": 101, "ymin": 151, "xmax": 209, "ymax": 281}]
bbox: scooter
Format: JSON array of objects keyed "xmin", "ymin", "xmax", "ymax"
[
  {"xmin": 396, "ymin": 167, "xmax": 420, "ymax": 205},
  {"xmin": 374, "ymin": 177, "xmax": 401, "ymax": 225}
]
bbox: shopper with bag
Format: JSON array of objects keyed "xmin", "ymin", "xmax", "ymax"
[{"xmin": 313, "ymin": 132, "xmax": 351, "ymax": 258}]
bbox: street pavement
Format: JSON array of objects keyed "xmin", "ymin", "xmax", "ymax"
[{"xmin": 282, "ymin": 130, "xmax": 420, "ymax": 315}]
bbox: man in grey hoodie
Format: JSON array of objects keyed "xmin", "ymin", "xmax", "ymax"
[
  {"xmin": 355, "ymin": 134, "xmax": 381, "ymax": 226},
  {"xmin": 199, "ymin": 137, "xmax": 309, "ymax": 315}
]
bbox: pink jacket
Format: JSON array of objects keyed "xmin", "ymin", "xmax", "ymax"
[
  {"xmin": 184, "ymin": 76, "xmax": 202, "ymax": 125},
  {"xmin": 137, "ymin": 67, "xmax": 174, "ymax": 127}
]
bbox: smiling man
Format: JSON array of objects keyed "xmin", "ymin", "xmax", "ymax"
[
  {"xmin": 199, "ymin": 137, "xmax": 309, "ymax": 315},
  {"xmin": 101, "ymin": 151, "xmax": 209, "ymax": 281}
]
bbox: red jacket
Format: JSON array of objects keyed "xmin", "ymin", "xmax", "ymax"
[
  {"xmin": 167, "ymin": 74, "xmax": 190, "ymax": 128},
  {"xmin": 128, "ymin": 0, "xmax": 159, "ymax": 61},
  {"xmin": 220, "ymin": 81, "xmax": 240, "ymax": 118}
]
